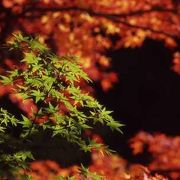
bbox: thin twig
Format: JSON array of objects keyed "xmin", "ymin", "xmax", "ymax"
[{"xmin": 22, "ymin": 6, "xmax": 180, "ymax": 18}]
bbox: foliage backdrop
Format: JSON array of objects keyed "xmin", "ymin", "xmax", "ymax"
[{"xmin": 1, "ymin": 0, "xmax": 180, "ymax": 179}]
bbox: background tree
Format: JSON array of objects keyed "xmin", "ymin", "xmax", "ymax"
[{"xmin": 0, "ymin": 0, "xmax": 180, "ymax": 91}]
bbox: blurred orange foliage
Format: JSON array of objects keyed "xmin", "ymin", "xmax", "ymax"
[
  {"xmin": 130, "ymin": 132, "xmax": 180, "ymax": 179},
  {"xmin": 21, "ymin": 134, "xmax": 168, "ymax": 180},
  {"xmin": 1, "ymin": 0, "xmax": 180, "ymax": 90}
]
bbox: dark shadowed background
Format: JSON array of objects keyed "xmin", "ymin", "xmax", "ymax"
[{"xmin": 94, "ymin": 39, "xmax": 180, "ymax": 161}]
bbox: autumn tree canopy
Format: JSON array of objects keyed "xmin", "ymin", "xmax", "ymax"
[{"xmin": 1, "ymin": 0, "xmax": 180, "ymax": 91}]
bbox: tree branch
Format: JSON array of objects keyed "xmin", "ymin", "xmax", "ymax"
[
  {"xmin": 20, "ymin": 6, "xmax": 180, "ymax": 39},
  {"xmin": 151, "ymin": 167, "xmax": 180, "ymax": 175},
  {"xmin": 112, "ymin": 19, "xmax": 179, "ymax": 39},
  {"xmin": 23, "ymin": 6, "xmax": 180, "ymax": 18}
]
